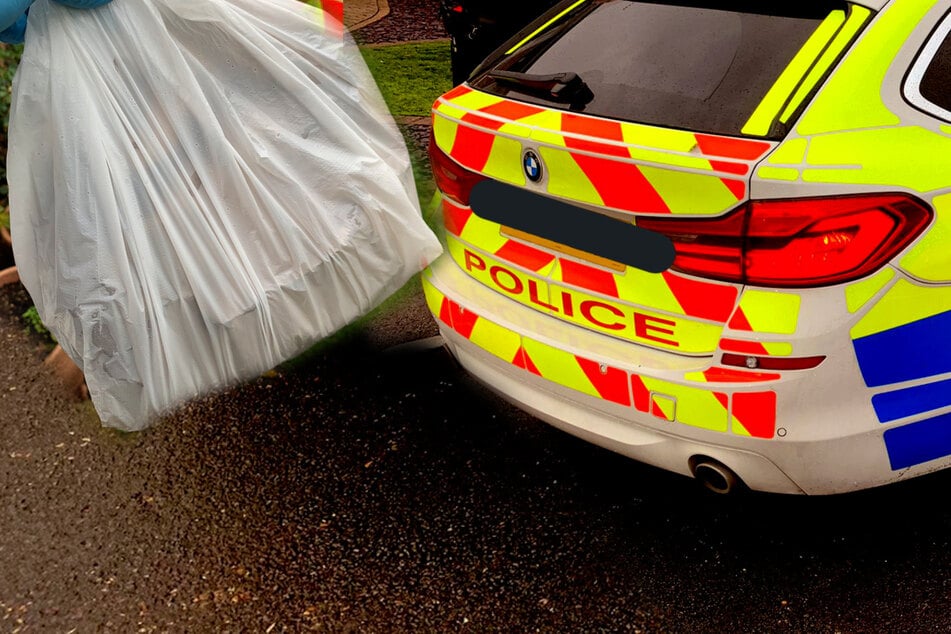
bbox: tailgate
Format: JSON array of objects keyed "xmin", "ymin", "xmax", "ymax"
[
  {"xmin": 431, "ymin": 0, "xmax": 871, "ymax": 356},
  {"xmin": 433, "ymin": 87, "xmax": 770, "ymax": 355}
]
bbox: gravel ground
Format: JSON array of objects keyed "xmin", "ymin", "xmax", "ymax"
[{"xmin": 401, "ymin": 123, "xmax": 432, "ymax": 158}]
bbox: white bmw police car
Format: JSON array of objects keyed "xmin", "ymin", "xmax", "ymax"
[{"xmin": 424, "ymin": 0, "xmax": 951, "ymax": 493}]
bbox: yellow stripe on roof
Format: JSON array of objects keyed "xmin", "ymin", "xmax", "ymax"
[
  {"xmin": 741, "ymin": 9, "xmax": 847, "ymax": 137},
  {"xmin": 506, "ymin": 0, "xmax": 588, "ymax": 55},
  {"xmin": 780, "ymin": 7, "xmax": 871, "ymax": 124}
]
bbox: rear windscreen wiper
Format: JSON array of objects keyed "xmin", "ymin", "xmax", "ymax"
[{"xmin": 487, "ymin": 69, "xmax": 595, "ymax": 106}]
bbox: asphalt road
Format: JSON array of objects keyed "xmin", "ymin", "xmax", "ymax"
[{"xmin": 5, "ymin": 279, "xmax": 951, "ymax": 632}]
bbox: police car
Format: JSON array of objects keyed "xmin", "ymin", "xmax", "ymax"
[{"xmin": 424, "ymin": 0, "xmax": 951, "ymax": 494}]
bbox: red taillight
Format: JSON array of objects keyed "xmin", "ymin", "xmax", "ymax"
[
  {"xmin": 429, "ymin": 130, "xmax": 485, "ymax": 206},
  {"xmin": 637, "ymin": 194, "xmax": 933, "ymax": 287}
]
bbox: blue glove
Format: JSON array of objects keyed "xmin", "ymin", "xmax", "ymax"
[
  {"xmin": 0, "ymin": 12, "xmax": 26, "ymax": 44},
  {"xmin": 52, "ymin": 0, "xmax": 112, "ymax": 7},
  {"xmin": 0, "ymin": 0, "xmax": 32, "ymax": 44}
]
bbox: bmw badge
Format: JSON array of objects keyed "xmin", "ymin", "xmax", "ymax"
[{"xmin": 523, "ymin": 150, "xmax": 543, "ymax": 183}]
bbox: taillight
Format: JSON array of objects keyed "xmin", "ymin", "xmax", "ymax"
[
  {"xmin": 637, "ymin": 194, "xmax": 932, "ymax": 287},
  {"xmin": 429, "ymin": 130, "xmax": 485, "ymax": 206}
]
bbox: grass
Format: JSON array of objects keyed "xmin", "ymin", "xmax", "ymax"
[
  {"xmin": 358, "ymin": 40, "xmax": 450, "ymax": 222},
  {"xmin": 0, "ymin": 43, "xmax": 21, "ymax": 212},
  {"xmin": 359, "ymin": 41, "xmax": 452, "ymax": 117},
  {"xmin": 22, "ymin": 305, "xmax": 56, "ymax": 348}
]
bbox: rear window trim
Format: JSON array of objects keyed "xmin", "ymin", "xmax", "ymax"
[{"xmin": 903, "ymin": 10, "xmax": 951, "ymax": 123}]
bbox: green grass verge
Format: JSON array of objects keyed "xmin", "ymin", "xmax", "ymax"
[
  {"xmin": 0, "ymin": 43, "xmax": 21, "ymax": 212},
  {"xmin": 359, "ymin": 41, "xmax": 452, "ymax": 117},
  {"xmin": 359, "ymin": 40, "xmax": 449, "ymax": 224}
]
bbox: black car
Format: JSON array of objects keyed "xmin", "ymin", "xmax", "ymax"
[{"xmin": 440, "ymin": 0, "xmax": 561, "ymax": 84}]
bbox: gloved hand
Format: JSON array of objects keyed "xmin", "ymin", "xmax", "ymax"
[
  {"xmin": 52, "ymin": 0, "xmax": 112, "ymax": 7},
  {"xmin": 0, "ymin": 0, "xmax": 32, "ymax": 45},
  {"xmin": 0, "ymin": 0, "xmax": 113, "ymax": 44}
]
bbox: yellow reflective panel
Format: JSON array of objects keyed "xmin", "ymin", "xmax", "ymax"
[
  {"xmin": 803, "ymin": 127, "xmax": 951, "ymax": 190},
  {"xmin": 482, "ymin": 135, "xmax": 528, "ymax": 186},
  {"xmin": 639, "ymin": 166, "xmax": 740, "ymax": 214},
  {"xmin": 797, "ymin": 0, "xmax": 937, "ymax": 135},
  {"xmin": 539, "ymin": 146, "xmax": 604, "ymax": 206},
  {"xmin": 422, "ymin": 274, "xmax": 446, "ymax": 317},
  {"xmin": 756, "ymin": 166, "xmax": 799, "ymax": 181},
  {"xmin": 845, "ymin": 268, "xmax": 896, "ymax": 313},
  {"xmin": 683, "ymin": 371, "xmax": 708, "ymax": 384},
  {"xmin": 468, "ymin": 315, "xmax": 522, "ymax": 363},
  {"xmin": 613, "ymin": 267, "xmax": 684, "ymax": 317},
  {"xmin": 435, "ymin": 101, "xmax": 469, "ymax": 120},
  {"xmin": 620, "ymin": 122, "xmax": 698, "ymax": 153},
  {"xmin": 519, "ymin": 109, "xmax": 567, "ymax": 143},
  {"xmin": 900, "ymin": 193, "xmax": 951, "ymax": 282},
  {"xmin": 432, "ymin": 115, "xmax": 459, "ymax": 154},
  {"xmin": 446, "ymin": 90, "xmax": 505, "ymax": 112},
  {"xmin": 506, "ymin": 0, "xmax": 588, "ymax": 54},
  {"xmin": 851, "ymin": 279, "xmax": 951, "ymax": 339},
  {"xmin": 780, "ymin": 7, "xmax": 870, "ymax": 124},
  {"xmin": 677, "ymin": 390, "xmax": 730, "ymax": 433},
  {"xmin": 766, "ymin": 138, "xmax": 809, "ymax": 165},
  {"xmin": 742, "ymin": 10, "xmax": 846, "ymax": 137},
  {"xmin": 642, "ymin": 377, "xmax": 728, "ymax": 432},
  {"xmin": 762, "ymin": 342, "xmax": 794, "ymax": 357},
  {"xmin": 736, "ymin": 290, "xmax": 801, "ymax": 335},
  {"xmin": 497, "ymin": 121, "xmax": 534, "ymax": 140},
  {"xmin": 452, "ymin": 211, "xmax": 508, "ymax": 253},
  {"xmin": 522, "ymin": 337, "xmax": 601, "ymax": 399}
]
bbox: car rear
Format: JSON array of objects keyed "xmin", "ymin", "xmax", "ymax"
[{"xmin": 423, "ymin": 0, "xmax": 939, "ymax": 494}]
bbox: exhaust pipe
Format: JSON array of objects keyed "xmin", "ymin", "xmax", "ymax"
[{"xmin": 691, "ymin": 457, "xmax": 741, "ymax": 495}]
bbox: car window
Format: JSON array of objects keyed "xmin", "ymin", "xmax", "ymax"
[
  {"xmin": 905, "ymin": 12, "xmax": 951, "ymax": 122},
  {"xmin": 471, "ymin": 0, "xmax": 855, "ymax": 139}
]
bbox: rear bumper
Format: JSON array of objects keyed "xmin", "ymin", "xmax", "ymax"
[
  {"xmin": 423, "ymin": 254, "xmax": 930, "ymax": 495},
  {"xmin": 441, "ymin": 322, "xmax": 805, "ymax": 494}
]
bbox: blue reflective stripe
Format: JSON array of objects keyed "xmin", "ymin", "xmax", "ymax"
[
  {"xmin": 884, "ymin": 412, "xmax": 951, "ymax": 470},
  {"xmin": 872, "ymin": 377, "xmax": 951, "ymax": 423},
  {"xmin": 853, "ymin": 310, "xmax": 951, "ymax": 388}
]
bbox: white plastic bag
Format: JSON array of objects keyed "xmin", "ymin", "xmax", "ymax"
[{"xmin": 8, "ymin": 0, "xmax": 443, "ymax": 429}]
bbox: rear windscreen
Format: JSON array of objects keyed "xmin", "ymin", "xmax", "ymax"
[{"xmin": 471, "ymin": 0, "xmax": 854, "ymax": 139}]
